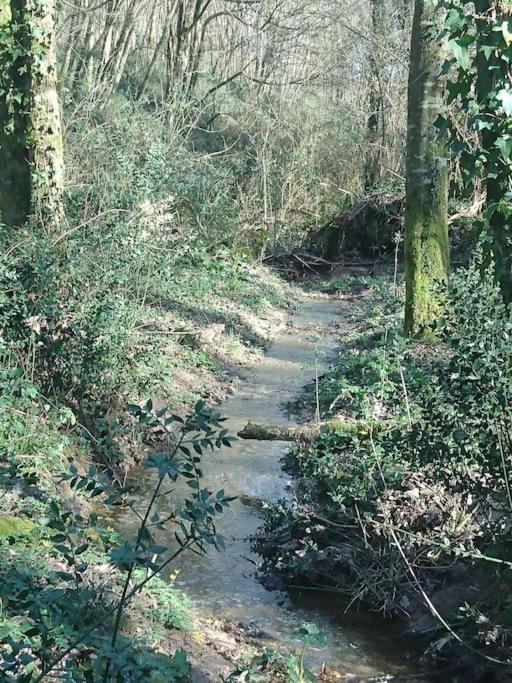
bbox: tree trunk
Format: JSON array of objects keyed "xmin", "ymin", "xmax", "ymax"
[
  {"xmin": 100, "ymin": 0, "xmax": 117, "ymax": 70},
  {"xmin": 31, "ymin": 0, "xmax": 64, "ymax": 227},
  {"xmin": 0, "ymin": 0, "xmax": 32, "ymax": 227},
  {"xmin": 237, "ymin": 420, "xmax": 366, "ymax": 443},
  {"xmin": 61, "ymin": 4, "xmax": 81, "ymax": 80},
  {"xmin": 365, "ymin": 0, "xmax": 384, "ymax": 191},
  {"xmin": 0, "ymin": 0, "xmax": 64, "ymax": 229},
  {"xmin": 403, "ymin": 0, "xmax": 449, "ymax": 336},
  {"xmin": 475, "ymin": 0, "xmax": 512, "ymax": 301},
  {"xmin": 135, "ymin": 12, "xmax": 171, "ymax": 100}
]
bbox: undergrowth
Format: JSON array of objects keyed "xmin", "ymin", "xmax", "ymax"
[
  {"xmin": 1, "ymin": 95, "xmax": 294, "ymax": 471},
  {"xmin": 0, "ymin": 395, "xmax": 234, "ymax": 681},
  {"xmin": 0, "ymin": 94, "xmax": 296, "ymax": 681},
  {"xmin": 256, "ymin": 257, "xmax": 512, "ymax": 675}
]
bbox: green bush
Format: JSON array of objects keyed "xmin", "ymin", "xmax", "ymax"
[{"xmin": 0, "ymin": 401, "xmax": 233, "ymax": 681}]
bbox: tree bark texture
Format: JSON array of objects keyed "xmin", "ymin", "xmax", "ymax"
[
  {"xmin": 404, "ymin": 0, "xmax": 449, "ymax": 336},
  {"xmin": 0, "ymin": 0, "xmax": 64, "ymax": 229}
]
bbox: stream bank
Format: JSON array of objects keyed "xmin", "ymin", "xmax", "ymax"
[
  {"xmin": 114, "ymin": 286, "xmax": 422, "ymax": 681},
  {"xmin": 254, "ymin": 270, "xmax": 512, "ymax": 682}
]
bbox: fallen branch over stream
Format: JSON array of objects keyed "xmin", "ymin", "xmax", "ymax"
[
  {"xmin": 237, "ymin": 420, "xmax": 350, "ymax": 442},
  {"xmin": 263, "ymin": 251, "xmax": 381, "ymax": 278}
]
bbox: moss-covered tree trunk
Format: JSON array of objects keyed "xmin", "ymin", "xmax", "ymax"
[
  {"xmin": 404, "ymin": 0, "xmax": 449, "ymax": 336},
  {"xmin": 0, "ymin": 0, "xmax": 64, "ymax": 230}
]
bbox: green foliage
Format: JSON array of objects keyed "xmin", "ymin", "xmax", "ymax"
[
  {"xmin": 288, "ymin": 623, "xmax": 327, "ymax": 683},
  {"xmin": 136, "ymin": 572, "xmax": 191, "ymax": 632},
  {"xmin": 439, "ymin": 1, "xmax": 512, "ymax": 294},
  {"xmin": 440, "ymin": 2, "xmax": 512, "ymax": 179},
  {"xmin": 0, "ymin": 87, "xmax": 300, "ymax": 682},
  {"xmin": 400, "ymin": 257, "xmax": 512, "ymax": 488},
  {"xmin": 0, "ymin": 400, "xmax": 234, "ymax": 681},
  {"xmin": 257, "ymin": 262, "xmax": 512, "ymax": 667},
  {"xmin": 0, "ymin": 228, "xmax": 132, "ymax": 410},
  {"xmin": 224, "ymin": 623, "xmax": 325, "ymax": 683},
  {"xmin": 225, "ymin": 651, "xmax": 291, "ymax": 682},
  {"xmin": 322, "ymin": 276, "xmax": 361, "ymax": 295},
  {"xmin": 0, "ymin": 144, "xmax": 292, "ymax": 418},
  {"xmin": 0, "ymin": 369, "xmax": 79, "ymax": 486},
  {"xmin": 292, "ymin": 277, "xmax": 417, "ymax": 422},
  {"xmin": 0, "ymin": 515, "xmax": 36, "ymax": 538}
]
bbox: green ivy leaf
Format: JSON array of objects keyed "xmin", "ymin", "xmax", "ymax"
[
  {"xmin": 479, "ymin": 44, "xmax": 496, "ymax": 60},
  {"xmin": 447, "ymin": 38, "xmax": 470, "ymax": 69},
  {"xmin": 497, "ymin": 89, "xmax": 512, "ymax": 116},
  {"xmin": 495, "ymin": 135, "xmax": 512, "ymax": 162}
]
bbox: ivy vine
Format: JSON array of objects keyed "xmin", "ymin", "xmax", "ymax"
[
  {"xmin": 438, "ymin": 0, "xmax": 512, "ymax": 297},
  {"xmin": 0, "ymin": 0, "xmax": 61, "ymax": 227}
]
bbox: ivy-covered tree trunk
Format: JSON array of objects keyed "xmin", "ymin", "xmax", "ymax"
[
  {"xmin": 404, "ymin": 0, "xmax": 449, "ymax": 336},
  {"xmin": 475, "ymin": 0, "xmax": 512, "ymax": 301},
  {"xmin": 0, "ymin": 0, "xmax": 31, "ymax": 227},
  {"xmin": 0, "ymin": 0, "xmax": 64, "ymax": 229}
]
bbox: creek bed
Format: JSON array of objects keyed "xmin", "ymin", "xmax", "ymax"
[{"xmin": 114, "ymin": 295, "xmax": 420, "ymax": 678}]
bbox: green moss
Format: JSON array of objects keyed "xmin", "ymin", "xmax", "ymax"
[
  {"xmin": 405, "ymin": 221, "xmax": 449, "ymax": 336},
  {"xmin": 403, "ymin": 0, "xmax": 449, "ymax": 337},
  {"xmin": 0, "ymin": 515, "xmax": 37, "ymax": 538},
  {"xmin": 327, "ymin": 419, "xmax": 372, "ymax": 437}
]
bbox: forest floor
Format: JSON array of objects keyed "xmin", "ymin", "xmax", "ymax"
[{"xmin": 126, "ymin": 259, "xmax": 296, "ymax": 410}]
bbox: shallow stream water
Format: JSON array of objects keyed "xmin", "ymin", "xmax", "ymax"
[{"xmin": 115, "ymin": 294, "xmax": 420, "ymax": 678}]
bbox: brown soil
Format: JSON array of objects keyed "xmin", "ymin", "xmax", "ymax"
[{"xmin": 166, "ymin": 616, "xmax": 262, "ymax": 682}]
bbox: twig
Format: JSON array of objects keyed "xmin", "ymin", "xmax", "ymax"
[
  {"xmin": 52, "ymin": 209, "xmax": 130, "ymax": 245},
  {"xmin": 498, "ymin": 426, "xmax": 512, "ymax": 513},
  {"xmin": 388, "ymin": 527, "xmax": 512, "ymax": 667},
  {"xmin": 398, "ymin": 363, "xmax": 412, "ymax": 430}
]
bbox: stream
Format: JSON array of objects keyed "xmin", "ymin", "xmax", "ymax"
[{"xmin": 115, "ymin": 294, "xmax": 419, "ymax": 679}]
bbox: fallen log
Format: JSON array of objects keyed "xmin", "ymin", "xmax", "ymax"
[
  {"xmin": 237, "ymin": 420, "xmax": 365, "ymax": 442},
  {"xmin": 237, "ymin": 422, "xmax": 322, "ymax": 442}
]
